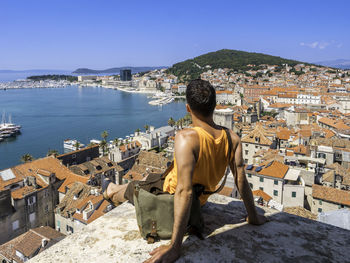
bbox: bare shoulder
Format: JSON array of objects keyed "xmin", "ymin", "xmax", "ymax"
[
  {"xmin": 175, "ymin": 128, "xmax": 200, "ymax": 157},
  {"xmin": 175, "ymin": 128, "xmax": 199, "ymax": 142},
  {"xmin": 228, "ymin": 129, "xmax": 241, "ymax": 150}
]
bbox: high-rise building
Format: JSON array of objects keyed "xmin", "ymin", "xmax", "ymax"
[{"xmin": 120, "ymin": 69, "xmax": 132, "ymax": 81}]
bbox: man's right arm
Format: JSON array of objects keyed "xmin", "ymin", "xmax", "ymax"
[{"xmin": 229, "ymin": 132, "xmax": 267, "ymax": 225}]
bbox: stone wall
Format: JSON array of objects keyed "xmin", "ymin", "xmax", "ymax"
[{"xmin": 30, "ymin": 194, "xmax": 350, "ymax": 262}]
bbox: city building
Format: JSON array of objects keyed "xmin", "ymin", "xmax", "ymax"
[
  {"xmin": 109, "ymin": 141, "xmax": 142, "ymax": 163},
  {"xmin": 0, "ymin": 226, "xmax": 64, "ymax": 263},
  {"xmin": 120, "ymin": 69, "xmax": 132, "ymax": 81},
  {"xmin": 311, "ymin": 184, "xmax": 350, "ymax": 214},
  {"xmin": 0, "ymin": 157, "xmax": 74, "ymax": 244},
  {"xmin": 246, "ymin": 161, "xmax": 305, "ymax": 208}
]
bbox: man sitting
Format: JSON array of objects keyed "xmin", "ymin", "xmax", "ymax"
[{"xmin": 104, "ymin": 79, "xmax": 267, "ymax": 263}]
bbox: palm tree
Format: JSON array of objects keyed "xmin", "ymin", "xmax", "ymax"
[
  {"xmin": 20, "ymin": 154, "xmax": 34, "ymax": 163},
  {"xmin": 100, "ymin": 140, "xmax": 107, "ymax": 155},
  {"xmin": 47, "ymin": 149, "xmax": 59, "ymax": 157},
  {"xmin": 101, "ymin": 130, "xmax": 109, "ymax": 140},
  {"xmin": 135, "ymin": 128, "xmax": 141, "ymax": 133},
  {"xmin": 74, "ymin": 141, "xmax": 80, "ymax": 150},
  {"xmin": 113, "ymin": 138, "xmax": 119, "ymax": 146},
  {"xmin": 144, "ymin": 124, "xmax": 149, "ymax": 132},
  {"xmin": 168, "ymin": 117, "xmax": 175, "ymax": 127}
]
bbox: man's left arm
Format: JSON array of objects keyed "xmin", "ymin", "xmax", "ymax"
[{"xmin": 144, "ymin": 130, "xmax": 197, "ymax": 263}]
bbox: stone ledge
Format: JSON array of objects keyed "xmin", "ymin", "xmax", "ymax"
[{"xmin": 30, "ymin": 194, "xmax": 349, "ymax": 263}]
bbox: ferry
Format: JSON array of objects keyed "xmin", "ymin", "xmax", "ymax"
[{"xmin": 63, "ymin": 139, "xmax": 85, "ymax": 151}]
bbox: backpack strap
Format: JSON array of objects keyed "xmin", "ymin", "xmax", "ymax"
[{"xmin": 202, "ymin": 128, "xmax": 233, "ymax": 195}]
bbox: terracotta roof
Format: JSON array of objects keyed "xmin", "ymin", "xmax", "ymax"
[
  {"xmin": 73, "ymin": 198, "xmax": 111, "ymax": 224},
  {"xmin": 56, "ymin": 182, "xmax": 93, "ymax": 218},
  {"xmin": 0, "ymin": 226, "xmax": 64, "ymax": 261},
  {"xmin": 312, "ymin": 184, "xmax": 350, "ymax": 206},
  {"xmin": 257, "ymin": 161, "xmax": 289, "ymax": 179},
  {"xmin": 58, "ymin": 173, "xmax": 89, "ymax": 194},
  {"xmin": 13, "ymin": 156, "xmax": 73, "ymax": 181},
  {"xmin": 252, "ymin": 190, "xmax": 272, "ymax": 202},
  {"xmin": 283, "ymin": 207, "xmax": 317, "ymax": 220},
  {"xmin": 11, "ymin": 186, "xmax": 38, "ymax": 200},
  {"xmin": 241, "ymin": 124, "xmax": 273, "ymax": 145},
  {"xmin": 119, "ymin": 141, "xmax": 141, "ymax": 153},
  {"xmin": 276, "ymin": 128, "xmax": 292, "ymax": 140}
]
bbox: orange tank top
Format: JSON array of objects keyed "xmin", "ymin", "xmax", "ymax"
[{"xmin": 163, "ymin": 126, "xmax": 233, "ymax": 205}]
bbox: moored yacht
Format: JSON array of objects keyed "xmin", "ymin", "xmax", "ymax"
[
  {"xmin": 0, "ymin": 112, "xmax": 21, "ymax": 141},
  {"xmin": 63, "ymin": 139, "xmax": 85, "ymax": 151}
]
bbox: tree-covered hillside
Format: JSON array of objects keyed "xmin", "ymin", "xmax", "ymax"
[
  {"xmin": 27, "ymin": 75, "xmax": 78, "ymax": 82},
  {"xmin": 167, "ymin": 49, "xmax": 308, "ymax": 80}
]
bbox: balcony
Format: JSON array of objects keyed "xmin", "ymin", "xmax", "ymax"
[{"xmin": 29, "ymin": 194, "xmax": 349, "ymax": 262}]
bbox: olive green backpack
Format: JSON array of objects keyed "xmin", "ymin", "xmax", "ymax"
[{"xmin": 133, "ymin": 128, "xmax": 233, "ymax": 243}]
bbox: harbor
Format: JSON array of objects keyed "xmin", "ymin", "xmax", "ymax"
[{"xmin": 0, "ymin": 85, "xmax": 186, "ymax": 169}]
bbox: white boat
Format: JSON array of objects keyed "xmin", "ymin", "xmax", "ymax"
[
  {"xmin": 63, "ymin": 139, "xmax": 85, "ymax": 151},
  {"xmin": 0, "ymin": 113, "xmax": 21, "ymax": 140}
]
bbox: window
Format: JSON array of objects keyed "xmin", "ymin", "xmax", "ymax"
[
  {"xmin": 66, "ymin": 225, "xmax": 74, "ymax": 234},
  {"xmin": 247, "ymin": 174, "xmax": 252, "ymax": 178},
  {"xmin": 12, "ymin": 220, "xmax": 19, "ymax": 230},
  {"xmin": 338, "ymin": 205, "xmax": 344, "ymax": 209},
  {"xmin": 245, "ymin": 144, "xmax": 248, "ymax": 147},
  {"xmin": 259, "ymin": 177, "xmax": 264, "ymax": 182},
  {"xmin": 244, "ymin": 159, "xmax": 248, "ymax": 163},
  {"xmin": 259, "ymin": 187, "xmax": 264, "ymax": 191},
  {"xmin": 245, "ymin": 150, "xmax": 249, "ymax": 155},
  {"xmin": 29, "ymin": 212, "xmax": 36, "ymax": 223},
  {"xmin": 318, "ymin": 208, "xmax": 322, "ymax": 213},
  {"xmin": 45, "ymin": 205, "xmax": 49, "ymax": 213},
  {"xmin": 292, "ymin": 192, "xmax": 296, "ymax": 198},
  {"xmin": 249, "ymin": 183, "xmax": 253, "ymax": 189},
  {"xmin": 27, "ymin": 195, "xmax": 36, "ymax": 205},
  {"xmin": 274, "ymin": 190, "xmax": 278, "ymax": 196},
  {"xmin": 274, "ymin": 180, "xmax": 278, "ymax": 185},
  {"xmin": 319, "ymin": 200, "xmax": 322, "ymax": 205},
  {"xmin": 72, "ymin": 154, "xmax": 76, "ymax": 159}
]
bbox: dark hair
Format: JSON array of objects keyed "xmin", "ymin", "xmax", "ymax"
[{"xmin": 186, "ymin": 79, "xmax": 216, "ymax": 117}]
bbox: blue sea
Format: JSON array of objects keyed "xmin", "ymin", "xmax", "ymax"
[{"xmin": 0, "ymin": 72, "xmax": 186, "ymax": 169}]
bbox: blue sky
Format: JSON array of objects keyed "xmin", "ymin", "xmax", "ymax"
[{"xmin": 1, "ymin": 0, "xmax": 349, "ymax": 70}]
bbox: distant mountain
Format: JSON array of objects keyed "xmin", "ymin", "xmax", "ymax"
[
  {"xmin": 167, "ymin": 49, "xmax": 313, "ymax": 80},
  {"xmin": 314, "ymin": 59, "xmax": 350, "ymax": 70},
  {"xmin": 0, "ymin": 69, "xmax": 69, "ymax": 73},
  {"xmin": 72, "ymin": 66, "xmax": 167, "ymax": 74}
]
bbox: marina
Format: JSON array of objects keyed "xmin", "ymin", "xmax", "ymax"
[{"xmin": 0, "ymin": 85, "xmax": 186, "ymax": 169}]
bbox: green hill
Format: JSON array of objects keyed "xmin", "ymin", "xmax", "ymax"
[{"xmin": 167, "ymin": 49, "xmax": 308, "ymax": 80}]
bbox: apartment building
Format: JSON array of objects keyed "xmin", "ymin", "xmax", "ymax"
[
  {"xmin": 0, "ymin": 157, "xmax": 73, "ymax": 244},
  {"xmin": 246, "ymin": 161, "xmax": 305, "ymax": 208},
  {"xmin": 109, "ymin": 141, "xmax": 141, "ymax": 162},
  {"xmin": 311, "ymin": 184, "xmax": 350, "ymax": 214},
  {"xmin": 241, "ymin": 125, "xmax": 274, "ymax": 164}
]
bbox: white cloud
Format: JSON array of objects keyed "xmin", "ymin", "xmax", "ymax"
[
  {"xmin": 300, "ymin": 41, "xmax": 319, "ymax": 48},
  {"xmin": 300, "ymin": 41, "xmax": 342, "ymax": 50},
  {"xmin": 318, "ymin": 42, "xmax": 330, "ymax": 49}
]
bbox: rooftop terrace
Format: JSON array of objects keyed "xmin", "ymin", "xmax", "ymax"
[{"xmin": 30, "ymin": 194, "xmax": 349, "ymax": 263}]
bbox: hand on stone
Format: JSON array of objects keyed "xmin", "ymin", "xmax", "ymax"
[
  {"xmin": 144, "ymin": 244, "xmax": 180, "ymax": 263},
  {"xmin": 246, "ymin": 213, "xmax": 268, "ymax": 225}
]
